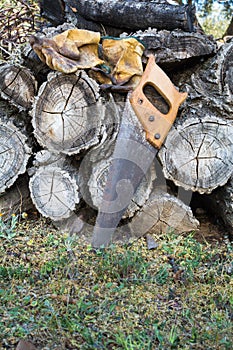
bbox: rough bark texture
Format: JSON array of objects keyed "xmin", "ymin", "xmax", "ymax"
[
  {"xmin": 132, "ymin": 28, "xmax": 217, "ymax": 66},
  {"xmin": 0, "ymin": 122, "xmax": 31, "ymax": 194},
  {"xmin": 31, "ymin": 70, "xmax": 103, "ymax": 154},
  {"xmin": 0, "ymin": 63, "xmax": 37, "ymax": 110},
  {"xmin": 65, "ymin": 0, "xmax": 196, "ymax": 32}
]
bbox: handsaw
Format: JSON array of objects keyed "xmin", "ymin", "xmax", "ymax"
[{"xmin": 92, "ymin": 55, "xmax": 187, "ymax": 248}]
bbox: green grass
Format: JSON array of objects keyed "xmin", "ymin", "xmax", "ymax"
[{"xmin": 0, "ymin": 217, "xmax": 232, "ymax": 349}]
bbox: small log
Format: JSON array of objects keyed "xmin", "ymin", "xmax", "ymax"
[
  {"xmin": 0, "ymin": 63, "xmax": 37, "ymax": 110},
  {"xmin": 64, "ymin": 0, "xmax": 196, "ymax": 32},
  {"xmin": 158, "ymin": 116, "xmax": 233, "ymax": 194},
  {"xmin": 0, "ymin": 121, "xmax": 31, "ymax": 194},
  {"xmin": 0, "ymin": 175, "xmax": 35, "ymax": 220},
  {"xmin": 31, "ymin": 70, "xmax": 104, "ymax": 155},
  {"xmin": 132, "ymin": 28, "xmax": 217, "ymax": 66},
  {"xmin": 127, "ymin": 190, "xmax": 199, "ymax": 238},
  {"xmin": 29, "ymin": 159, "xmax": 80, "ymax": 220}
]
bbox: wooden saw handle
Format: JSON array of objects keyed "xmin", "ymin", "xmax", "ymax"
[{"xmin": 130, "ymin": 55, "xmax": 187, "ymax": 149}]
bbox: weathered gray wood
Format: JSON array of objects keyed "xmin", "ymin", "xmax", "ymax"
[
  {"xmin": 158, "ymin": 116, "xmax": 233, "ymax": 194},
  {"xmin": 63, "ymin": 189, "xmax": 199, "ymax": 244},
  {"xmin": 127, "ymin": 190, "xmax": 199, "ymax": 237},
  {"xmin": 0, "ymin": 175, "xmax": 35, "ymax": 220},
  {"xmin": 0, "ymin": 122, "xmax": 31, "ymax": 194},
  {"xmin": 31, "ymin": 70, "xmax": 104, "ymax": 155},
  {"xmin": 64, "ymin": 0, "xmax": 196, "ymax": 32},
  {"xmin": 0, "ymin": 63, "xmax": 37, "ymax": 110},
  {"xmin": 132, "ymin": 28, "xmax": 217, "ymax": 66},
  {"xmin": 29, "ymin": 165, "xmax": 80, "ymax": 221}
]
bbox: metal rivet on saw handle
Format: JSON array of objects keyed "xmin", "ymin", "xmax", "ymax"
[
  {"xmin": 154, "ymin": 133, "xmax": 161, "ymax": 140},
  {"xmin": 149, "ymin": 115, "xmax": 155, "ymax": 122}
]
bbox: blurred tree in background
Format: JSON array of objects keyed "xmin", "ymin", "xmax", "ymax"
[
  {"xmin": 194, "ymin": 0, "xmax": 232, "ymax": 37},
  {"xmin": 175, "ymin": 0, "xmax": 233, "ymax": 37}
]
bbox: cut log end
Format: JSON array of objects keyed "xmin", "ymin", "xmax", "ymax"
[
  {"xmin": 31, "ymin": 70, "xmax": 103, "ymax": 154},
  {"xmin": 29, "ymin": 167, "xmax": 80, "ymax": 220},
  {"xmin": 0, "ymin": 122, "xmax": 31, "ymax": 194},
  {"xmin": 0, "ymin": 63, "xmax": 37, "ymax": 110},
  {"xmin": 159, "ymin": 117, "xmax": 233, "ymax": 194}
]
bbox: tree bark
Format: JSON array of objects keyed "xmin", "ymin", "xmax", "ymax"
[
  {"xmin": 64, "ymin": 0, "xmax": 196, "ymax": 32},
  {"xmin": 133, "ymin": 28, "xmax": 217, "ymax": 66},
  {"xmin": 31, "ymin": 70, "xmax": 104, "ymax": 155},
  {"xmin": 0, "ymin": 63, "xmax": 37, "ymax": 111},
  {"xmin": 0, "ymin": 121, "xmax": 31, "ymax": 194}
]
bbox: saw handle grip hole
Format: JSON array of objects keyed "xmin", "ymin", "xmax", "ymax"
[{"xmin": 143, "ymin": 84, "xmax": 170, "ymax": 115}]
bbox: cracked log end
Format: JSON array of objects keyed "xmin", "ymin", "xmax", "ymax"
[
  {"xmin": 0, "ymin": 63, "xmax": 37, "ymax": 110},
  {"xmin": 159, "ymin": 117, "xmax": 233, "ymax": 194},
  {"xmin": 0, "ymin": 123, "xmax": 31, "ymax": 194},
  {"xmin": 29, "ymin": 167, "xmax": 80, "ymax": 220},
  {"xmin": 31, "ymin": 70, "xmax": 103, "ymax": 155}
]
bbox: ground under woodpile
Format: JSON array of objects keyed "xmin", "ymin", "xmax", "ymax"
[{"xmin": 0, "ymin": 214, "xmax": 232, "ymax": 349}]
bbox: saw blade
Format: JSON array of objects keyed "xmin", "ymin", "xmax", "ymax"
[{"xmin": 92, "ymin": 97, "xmax": 158, "ymax": 248}]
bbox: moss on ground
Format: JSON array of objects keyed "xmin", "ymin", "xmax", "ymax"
[{"xmin": 0, "ymin": 217, "xmax": 232, "ymax": 349}]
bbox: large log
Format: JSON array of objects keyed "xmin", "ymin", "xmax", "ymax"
[
  {"xmin": 158, "ymin": 39, "xmax": 233, "ymax": 194},
  {"xmin": 31, "ymin": 70, "xmax": 104, "ymax": 155},
  {"xmin": 65, "ymin": 0, "xmax": 196, "ymax": 32},
  {"xmin": 158, "ymin": 115, "xmax": 233, "ymax": 194},
  {"xmin": 39, "ymin": 0, "xmax": 196, "ymax": 33}
]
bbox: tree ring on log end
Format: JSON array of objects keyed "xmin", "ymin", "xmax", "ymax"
[
  {"xmin": 0, "ymin": 123, "xmax": 31, "ymax": 194},
  {"xmin": 0, "ymin": 64, "xmax": 37, "ymax": 110},
  {"xmin": 29, "ymin": 167, "xmax": 79, "ymax": 220},
  {"xmin": 32, "ymin": 70, "xmax": 103, "ymax": 155},
  {"xmin": 159, "ymin": 117, "xmax": 233, "ymax": 194}
]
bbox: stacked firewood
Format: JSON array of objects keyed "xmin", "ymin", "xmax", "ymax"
[{"xmin": 0, "ymin": 0, "xmax": 232, "ymax": 243}]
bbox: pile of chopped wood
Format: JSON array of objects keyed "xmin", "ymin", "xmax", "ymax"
[{"xmin": 0, "ymin": 0, "xmax": 232, "ymax": 243}]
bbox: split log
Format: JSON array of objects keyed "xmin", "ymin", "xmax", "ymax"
[
  {"xmin": 0, "ymin": 63, "xmax": 37, "ymax": 110},
  {"xmin": 31, "ymin": 70, "xmax": 104, "ymax": 155},
  {"xmin": 64, "ymin": 0, "xmax": 196, "ymax": 32},
  {"xmin": 0, "ymin": 121, "xmax": 31, "ymax": 194},
  {"xmin": 158, "ymin": 116, "xmax": 233, "ymax": 194},
  {"xmin": 0, "ymin": 175, "xmax": 35, "ymax": 220},
  {"xmin": 132, "ymin": 28, "xmax": 217, "ymax": 66},
  {"xmin": 29, "ymin": 151, "xmax": 80, "ymax": 220}
]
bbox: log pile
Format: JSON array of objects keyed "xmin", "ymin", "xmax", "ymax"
[{"xmin": 0, "ymin": 0, "xmax": 232, "ymax": 243}]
